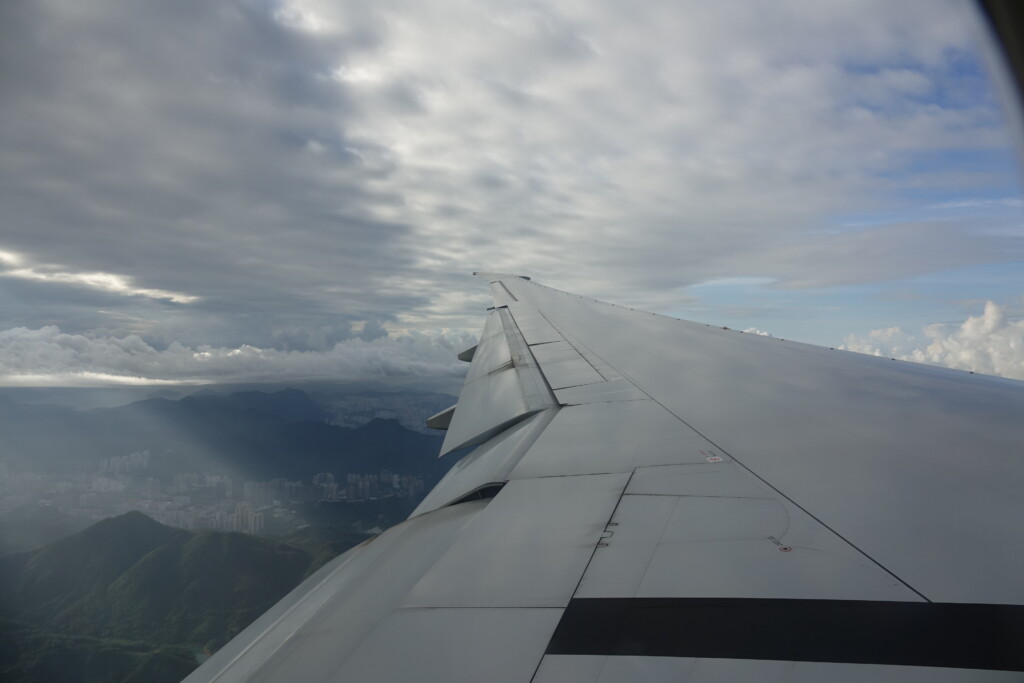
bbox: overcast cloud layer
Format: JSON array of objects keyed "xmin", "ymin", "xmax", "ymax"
[{"xmin": 1, "ymin": 0, "xmax": 1022, "ymax": 384}]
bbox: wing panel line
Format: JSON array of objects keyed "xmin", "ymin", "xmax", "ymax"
[
  {"xmin": 621, "ymin": 375, "xmax": 932, "ymax": 603},
  {"xmin": 527, "ymin": 468, "xmax": 637, "ymax": 683}
]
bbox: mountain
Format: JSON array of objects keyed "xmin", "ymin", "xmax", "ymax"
[
  {"xmin": 2, "ymin": 512, "xmax": 188, "ymax": 624},
  {"xmin": 0, "ymin": 389, "xmax": 449, "ymax": 480},
  {"xmin": 212, "ymin": 388, "xmax": 331, "ymax": 423},
  {"xmin": 0, "ymin": 512, "xmax": 364, "ymax": 683},
  {"xmin": 0, "ymin": 387, "xmax": 455, "ymax": 682}
]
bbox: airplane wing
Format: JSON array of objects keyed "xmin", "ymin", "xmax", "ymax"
[{"xmin": 184, "ymin": 273, "xmax": 1024, "ymax": 683}]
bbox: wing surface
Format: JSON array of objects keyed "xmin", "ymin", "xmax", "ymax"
[{"xmin": 185, "ymin": 274, "xmax": 1024, "ymax": 683}]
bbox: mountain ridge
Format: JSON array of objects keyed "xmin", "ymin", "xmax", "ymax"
[
  {"xmin": 0, "ymin": 388, "xmax": 449, "ymax": 479},
  {"xmin": 0, "ymin": 511, "xmax": 365, "ymax": 682}
]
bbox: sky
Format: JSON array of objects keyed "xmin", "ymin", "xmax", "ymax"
[{"xmin": 0, "ymin": 0, "xmax": 1022, "ymax": 387}]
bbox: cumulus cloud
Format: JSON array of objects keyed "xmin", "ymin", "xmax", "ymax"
[
  {"xmin": 0, "ymin": 325, "xmax": 473, "ymax": 387},
  {"xmin": 840, "ymin": 302, "xmax": 1024, "ymax": 379},
  {"xmin": 358, "ymin": 318, "xmax": 389, "ymax": 342}
]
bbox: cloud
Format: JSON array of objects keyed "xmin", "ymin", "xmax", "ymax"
[
  {"xmin": 745, "ymin": 222, "xmax": 1023, "ymax": 290},
  {"xmin": 0, "ymin": 247, "xmax": 198, "ymax": 303},
  {"xmin": 358, "ymin": 318, "xmax": 389, "ymax": 342},
  {"xmin": 840, "ymin": 301, "xmax": 1024, "ymax": 379},
  {"xmin": 695, "ymin": 278, "xmax": 777, "ymax": 288},
  {"xmin": 929, "ymin": 197, "xmax": 1024, "ymax": 209},
  {"xmin": 0, "ymin": 325, "xmax": 473, "ymax": 387},
  {"xmin": 0, "ymin": 372, "xmax": 202, "ymax": 388},
  {"xmin": 0, "ymin": 0, "xmax": 1020, "ymax": 384}
]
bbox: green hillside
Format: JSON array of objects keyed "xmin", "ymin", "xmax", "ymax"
[{"xmin": 0, "ymin": 512, "xmax": 365, "ymax": 683}]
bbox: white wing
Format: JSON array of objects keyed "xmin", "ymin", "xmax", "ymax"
[{"xmin": 185, "ymin": 274, "xmax": 1024, "ymax": 682}]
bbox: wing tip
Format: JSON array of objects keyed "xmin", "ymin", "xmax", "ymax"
[{"xmin": 473, "ymin": 271, "xmax": 531, "ymax": 281}]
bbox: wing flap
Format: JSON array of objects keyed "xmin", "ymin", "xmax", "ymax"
[
  {"xmin": 411, "ymin": 408, "xmax": 556, "ymax": 516},
  {"xmin": 426, "ymin": 404, "xmax": 455, "ymax": 430},
  {"xmin": 332, "ymin": 607, "xmax": 562, "ymax": 683},
  {"xmin": 403, "ymin": 474, "xmax": 629, "ymax": 608}
]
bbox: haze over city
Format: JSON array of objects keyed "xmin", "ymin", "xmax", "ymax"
[{"xmin": 1, "ymin": 0, "xmax": 1022, "ymax": 385}]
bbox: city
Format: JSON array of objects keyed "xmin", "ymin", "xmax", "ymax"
[{"xmin": 0, "ymin": 452, "xmax": 428, "ymax": 539}]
